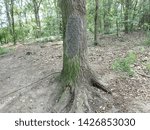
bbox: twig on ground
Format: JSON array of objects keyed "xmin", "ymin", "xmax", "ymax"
[
  {"xmin": 0, "ymin": 72, "xmax": 60, "ymax": 100},
  {"xmin": 135, "ymin": 70, "xmax": 150, "ymax": 78}
]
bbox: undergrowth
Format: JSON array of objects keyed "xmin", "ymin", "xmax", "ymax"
[
  {"xmin": 144, "ymin": 39, "xmax": 150, "ymax": 46},
  {"xmin": 146, "ymin": 63, "xmax": 150, "ymax": 72},
  {"xmin": 0, "ymin": 47, "xmax": 9, "ymax": 55},
  {"xmin": 112, "ymin": 51, "xmax": 137, "ymax": 76},
  {"xmin": 144, "ymin": 31, "xmax": 150, "ymax": 46}
]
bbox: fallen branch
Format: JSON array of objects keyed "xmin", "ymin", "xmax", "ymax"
[{"xmin": 0, "ymin": 72, "xmax": 60, "ymax": 100}]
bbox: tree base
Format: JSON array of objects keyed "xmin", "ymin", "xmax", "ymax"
[{"xmin": 46, "ymin": 70, "xmax": 114, "ymax": 113}]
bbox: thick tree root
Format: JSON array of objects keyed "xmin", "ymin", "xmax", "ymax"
[
  {"xmin": 91, "ymin": 78, "xmax": 112, "ymax": 94},
  {"xmin": 46, "ymin": 77, "xmax": 113, "ymax": 113},
  {"xmin": 45, "ymin": 67, "xmax": 114, "ymax": 113}
]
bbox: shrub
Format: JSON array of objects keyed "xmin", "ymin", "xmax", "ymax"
[
  {"xmin": 0, "ymin": 47, "xmax": 9, "ymax": 55},
  {"xmin": 144, "ymin": 39, "xmax": 150, "ymax": 46},
  {"xmin": 146, "ymin": 63, "xmax": 150, "ymax": 72},
  {"xmin": 112, "ymin": 51, "xmax": 137, "ymax": 76},
  {"xmin": 144, "ymin": 31, "xmax": 150, "ymax": 46}
]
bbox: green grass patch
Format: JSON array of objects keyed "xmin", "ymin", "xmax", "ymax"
[
  {"xmin": 146, "ymin": 63, "xmax": 150, "ymax": 72},
  {"xmin": 144, "ymin": 31, "xmax": 150, "ymax": 46},
  {"xmin": 112, "ymin": 51, "xmax": 137, "ymax": 76},
  {"xmin": 144, "ymin": 39, "xmax": 150, "ymax": 46},
  {"xmin": 0, "ymin": 47, "xmax": 9, "ymax": 55}
]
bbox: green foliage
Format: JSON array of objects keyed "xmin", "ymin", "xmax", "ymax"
[
  {"xmin": 144, "ymin": 31, "xmax": 150, "ymax": 46},
  {"xmin": 0, "ymin": 28, "xmax": 11, "ymax": 45},
  {"xmin": 146, "ymin": 63, "xmax": 150, "ymax": 72},
  {"xmin": 43, "ymin": 16, "xmax": 61, "ymax": 36},
  {"xmin": 0, "ymin": 0, "xmax": 149, "ymax": 44},
  {"xmin": 0, "ymin": 47, "xmax": 9, "ymax": 55},
  {"xmin": 34, "ymin": 36, "xmax": 62, "ymax": 43},
  {"xmin": 112, "ymin": 51, "xmax": 137, "ymax": 76},
  {"xmin": 15, "ymin": 25, "xmax": 29, "ymax": 41},
  {"xmin": 87, "ymin": 0, "xmax": 95, "ymax": 33},
  {"xmin": 144, "ymin": 39, "xmax": 150, "ymax": 46}
]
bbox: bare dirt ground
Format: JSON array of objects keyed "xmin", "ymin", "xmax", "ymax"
[{"xmin": 0, "ymin": 31, "xmax": 150, "ymax": 113}]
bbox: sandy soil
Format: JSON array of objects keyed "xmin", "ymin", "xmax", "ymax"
[{"xmin": 0, "ymin": 31, "xmax": 150, "ymax": 113}]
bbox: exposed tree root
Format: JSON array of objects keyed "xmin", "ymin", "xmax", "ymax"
[
  {"xmin": 46, "ymin": 73, "xmax": 113, "ymax": 113},
  {"xmin": 91, "ymin": 78, "xmax": 112, "ymax": 94}
]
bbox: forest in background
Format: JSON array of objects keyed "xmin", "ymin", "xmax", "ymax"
[{"xmin": 0, "ymin": 0, "xmax": 150, "ymax": 46}]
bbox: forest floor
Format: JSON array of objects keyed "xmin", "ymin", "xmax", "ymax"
[{"xmin": 0, "ymin": 31, "xmax": 150, "ymax": 113}]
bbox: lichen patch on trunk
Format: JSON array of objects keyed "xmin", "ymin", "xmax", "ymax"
[{"xmin": 65, "ymin": 15, "xmax": 83, "ymax": 58}]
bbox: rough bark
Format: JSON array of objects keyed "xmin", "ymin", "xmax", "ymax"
[{"xmin": 47, "ymin": 0, "xmax": 112, "ymax": 113}]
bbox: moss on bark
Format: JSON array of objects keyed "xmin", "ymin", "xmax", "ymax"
[{"xmin": 61, "ymin": 54, "xmax": 80, "ymax": 85}]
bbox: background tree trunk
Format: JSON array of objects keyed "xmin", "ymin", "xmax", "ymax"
[
  {"xmin": 130, "ymin": 0, "xmax": 138, "ymax": 32},
  {"xmin": 103, "ymin": 0, "xmax": 112, "ymax": 34},
  {"xmin": 94, "ymin": 0, "xmax": 99, "ymax": 45},
  {"xmin": 124, "ymin": 0, "xmax": 130, "ymax": 33},
  {"xmin": 4, "ymin": 0, "xmax": 12, "ymax": 34},
  {"xmin": 32, "ymin": 0, "xmax": 42, "ymax": 38},
  {"xmin": 10, "ymin": 0, "xmax": 16, "ymax": 45}
]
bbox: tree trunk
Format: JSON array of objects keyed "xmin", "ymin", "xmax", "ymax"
[
  {"xmin": 32, "ymin": 0, "xmax": 42, "ymax": 38},
  {"xmin": 4, "ymin": 0, "xmax": 12, "ymax": 34},
  {"xmin": 103, "ymin": 0, "xmax": 112, "ymax": 34},
  {"xmin": 47, "ymin": 0, "xmax": 112, "ymax": 113},
  {"xmin": 24, "ymin": 10, "xmax": 28, "ymax": 24},
  {"xmin": 10, "ymin": 0, "xmax": 16, "ymax": 45},
  {"xmin": 94, "ymin": 0, "xmax": 99, "ymax": 45},
  {"xmin": 130, "ymin": 0, "xmax": 138, "ymax": 32},
  {"xmin": 116, "ymin": 19, "xmax": 119, "ymax": 37},
  {"xmin": 124, "ymin": 0, "xmax": 130, "ymax": 33},
  {"xmin": 18, "ymin": 0, "xmax": 23, "ymax": 29},
  {"xmin": 54, "ymin": 0, "xmax": 62, "ymax": 35},
  {"xmin": 114, "ymin": 1, "xmax": 119, "ymax": 36}
]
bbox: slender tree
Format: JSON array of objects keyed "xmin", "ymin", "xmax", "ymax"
[
  {"xmin": 124, "ymin": 0, "xmax": 130, "ymax": 33},
  {"xmin": 103, "ymin": 0, "xmax": 112, "ymax": 34},
  {"xmin": 32, "ymin": 0, "xmax": 42, "ymax": 38},
  {"xmin": 130, "ymin": 0, "xmax": 138, "ymax": 31},
  {"xmin": 4, "ymin": 0, "xmax": 12, "ymax": 33},
  {"xmin": 47, "ymin": 0, "xmax": 112, "ymax": 113},
  {"xmin": 94, "ymin": 0, "xmax": 99, "ymax": 45},
  {"xmin": 17, "ymin": 0, "xmax": 23, "ymax": 29},
  {"xmin": 10, "ymin": 0, "xmax": 16, "ymax": 45}
]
